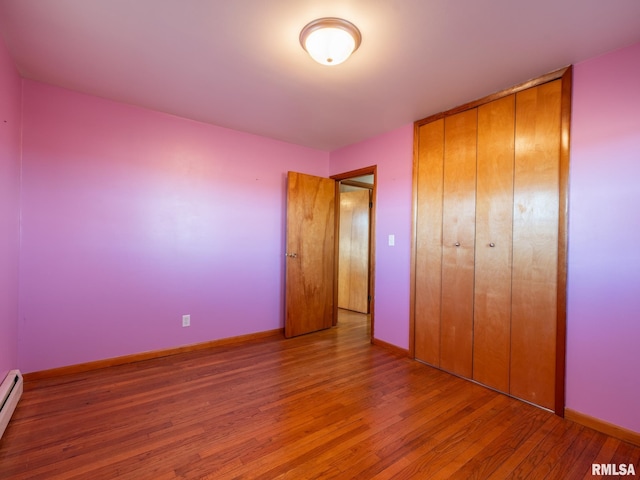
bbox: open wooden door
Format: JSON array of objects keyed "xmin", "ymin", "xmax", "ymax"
[{"xmin": 284, "ymin": 171, "xmax": 335, "ymax": 337}]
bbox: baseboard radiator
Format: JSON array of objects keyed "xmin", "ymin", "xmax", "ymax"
[{"xmin": 0, "ymin": 370, "xmax": 23, "ymax": 440}]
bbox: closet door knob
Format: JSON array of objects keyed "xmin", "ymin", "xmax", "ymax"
[
  {"xmin": 454, "ymin": 242, "xmax": 460, "ymax": 247},
  {"xmin": 489, "ymin": 243, "xmax": 495, "ymax": 247}
]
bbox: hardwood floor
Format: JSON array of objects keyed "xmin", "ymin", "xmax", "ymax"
[{"xmin": 1, "ymin": 310, "xmax": 638, "ymax": 479}]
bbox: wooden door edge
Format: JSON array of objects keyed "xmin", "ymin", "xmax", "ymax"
[
  {"xmin": 408, "ymin": 124, "xmax": 422, "ymax": 359},
  {"xmin": 555, "ymin": 65, "xmax": 573, "ymax": 417}
]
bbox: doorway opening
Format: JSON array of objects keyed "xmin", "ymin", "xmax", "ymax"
[{"xmin": 331, "ymin": 166, "xmax": 376, "ymax": 341}]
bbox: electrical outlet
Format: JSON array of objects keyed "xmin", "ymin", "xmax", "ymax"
[{"xmin": 182, "ymin": 314, "xmax": 190, "ymax": 327}]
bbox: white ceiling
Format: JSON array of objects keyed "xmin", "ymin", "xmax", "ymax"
[{"xmin": 0, "ymin": 0, "xmax": 639, "ymax": 151}]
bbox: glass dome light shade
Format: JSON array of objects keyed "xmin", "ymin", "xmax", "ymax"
[{"xmin": 300, "ymin": 18, "xmax": 362, "ymax": 66}]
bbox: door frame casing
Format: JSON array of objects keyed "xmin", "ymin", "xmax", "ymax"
[{"xmin": 331, "ymin": 166, "xmax": 377, "ymax": 342}]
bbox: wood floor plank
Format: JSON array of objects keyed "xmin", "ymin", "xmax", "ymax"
[
  {"xmin": 370, "ymin": 396, "xmax": 512, "ymax": 479},
  {"xmin": 1, "ymin": 310, "xmax": 638, "ymax": 479},
  {"xmin": 581, "ymin": 436, "xmax": 622, "ymax": 479},
  {"xmin": 433, "ymin": 401, "xmax": 551, "ymax": 479},
  {"xmin": 506, "ymin": 420, "xmax": 587, "ymax": 479},
  {"xmin": 560, "ymin": 429, "xmax": 612, "ymax": 480},
  {"xmin": 610, "ymin": 441, "xmax": 640, "ymax": 474}
]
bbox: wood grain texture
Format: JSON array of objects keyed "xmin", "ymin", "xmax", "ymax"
[
  {"xmin": 473, "ymin": 94, "xmax": 515, "ymax": 393},
  {"xmin": 555, "ymin": 66, "xmax": 573, "ymax": 416},
  {"xmin": 409, "ymin": 125, "xmax": 422, "ymax": 359},
  {"xmin": 440, "ymin": 109, "xmax": 477, "ymax": 379},
  {"xmin": 285, "ymin": 171, "xmax": 335, "ymax": 337},
  {"xmin": 510, "ymin": 80, "xmax": 562, "ymax": 410},
  {"xmin": 331, "ymin": 166, "xmax": 377, "ymax": 341},
  {"xmin": 415, "ymin": 67, "xmax": 571, "ymax": 128},
  {"xmin": 2, "ymin": 310, "xmax": 637, "ymax": 479},
  {"xmin": 338, "ymin": 189, "xmax": 370, "ymax": 313},
  {"xmin": 412, "ymin": 70, "xmax": 571, "ymax": 415},
  {"xmin": 565, "ymin": 408, "xmax": 640, "ymax": 448},
  {"xmin": 413, "ymin": 120, "xmax": 444, "ymax": 366}
]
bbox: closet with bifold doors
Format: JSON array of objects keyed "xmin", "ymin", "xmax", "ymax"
[{"xmin": 410, "ymin": 68, "xmax": 571, "ymax": 414}]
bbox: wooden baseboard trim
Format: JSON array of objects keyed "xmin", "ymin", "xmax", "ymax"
[
  {"xmin": 24, "ymin": 328, "xmax": 284, "ymax": 383},
  {"xmin": 371, "ymin": 337, "xmax": 410, "ymax": 357},
  {"xmin": 565, "ymin": 408, "xmax": 640, "ymax": 447}
]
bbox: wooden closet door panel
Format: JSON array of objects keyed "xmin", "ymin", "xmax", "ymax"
[
  {"xmin": 441, "ymin": 109, "xmax": 477, "ymax": 378},
  {"xmin": 414, "ymin": 120, "xmax": 444, "ymax": 366},
  {"xmin": 511, "ymin": 80, "xmax": 562, "ymax": 409},
  {"xmin": 473, "ymin": 95, "xmax": 515, "ymax": 393}
]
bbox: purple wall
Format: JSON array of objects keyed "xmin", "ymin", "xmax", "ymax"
[
  {"xmin": 566, "ymin": 42, "xmax": 640, "ymax": 433},
  {"xmin": 0, "ymin": 37, "xmax": 21, "ymax": 380},
  {"xmin": 329, "ymin": 126, "xmax": 414, "ymax": 349},
  {"xmin": 19, "ymin": 81, "xmax": 328, "ymax": 373}
]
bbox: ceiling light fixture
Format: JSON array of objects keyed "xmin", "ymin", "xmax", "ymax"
[{"xmin": 299, "ymin": 17, "xmax": 362, "ymax": 66}]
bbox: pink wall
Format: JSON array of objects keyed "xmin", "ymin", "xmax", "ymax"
[
  {"xmin": 330, "ymin": 125, "xmax": 414, "ymax": 349},
  {"xmin": 10, "ymin": 34, "xmax": 640, "ymax": 434},
  {"xmin": 566, "ymin": 42, "xmax": 640, "ymax": 433},
  {"xmin": 0, "ymin": 37, "xmax": 21, "ymax": 380},
  {"xmin": 19, "ymin": 80, "xmax": 328, "ymax": 373}
]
